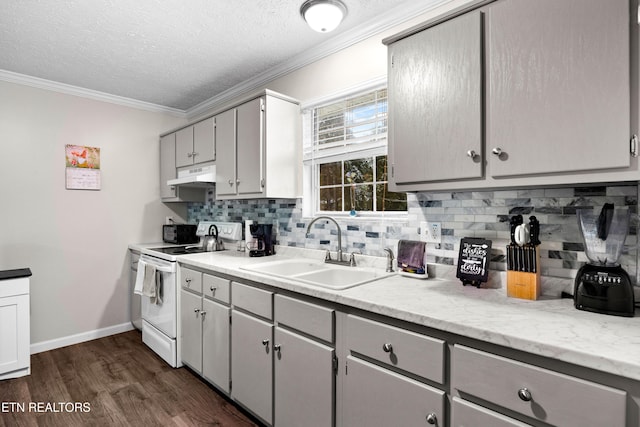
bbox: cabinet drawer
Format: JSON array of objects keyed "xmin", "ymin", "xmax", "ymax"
[
  {"xmin": 232, "ymin": 282, "xmax": 272, "ymax": 320},
  {"xmin": 451, "ymin": 397, "xmax": 529, "ymax": 427},
  {"xmin": 203, "ymin": 274, "xmax": 230, "ymax": 304},
  {"xmin": 274, "ymin": 294, "xmax": 334, "ymax": 342},
  {"xmin": 346, "ymin": 315, "xmax": 444, "ymax": 384},
  {"xmin": 452, "ymin": 345, "xmax": 626, "ymax": 427},
  {"xmin": 344, "ymin": 356, "xmax": 445, "ymax": 427},
  {"xmin": 180, "ymin": 266, "xmax": 202, "ymax": 294}
]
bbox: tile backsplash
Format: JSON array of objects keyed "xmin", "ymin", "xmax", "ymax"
[{"xmin": 188, "ymin": 184, "xmax": 639, "ymax": 284}]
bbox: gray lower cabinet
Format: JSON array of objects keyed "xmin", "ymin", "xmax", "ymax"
[
  {"xmin": 343, "ymin": 314, "xmax": 446, "ymax": 427},
  {"xmin": 274, "ymin": 327, "xmax": 334, "ymax": 427},
  {"xmin": 451, "ymin": 397, "xmax": 530, "ymax": 427},
  {"xmin": 451, "ymin": 344, "xmax": 627, "ymax": 427},
  {"xmin": 343, "ymin": 356, "xmax": 445, "ymax": 427},
  {"xmin": 231, "ymin": 310, "xmax": 273, "ymax": 425},
  {"xmin": 231, "ymin": 282, "xmax": 274, "ymax": 425},
  {"xmin": 273, "ymin": 294, "xmax": 335, "ymax": 427},
  {"xmin": 180, "ymin": 271, "xmax": 230, "ymax": 393}
]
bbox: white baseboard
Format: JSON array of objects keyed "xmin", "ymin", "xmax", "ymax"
[{"xmin": 30, "ymin": 322, "xmax": 136, "ymax": 354}]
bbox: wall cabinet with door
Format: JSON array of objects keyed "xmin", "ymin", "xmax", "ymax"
[
  {"xmin": 216, "ymin": 91, "xmax": 301, "ymax": 200},
  {"xmin": 159, "ymin": 132, "xmax": 208, "ymax": 202},
  {"xmin": 175, "ymin": 117, "xmax": 215, "ymax": 168},
  {"xmin": 385, "ymin": 0, "xmax": 636, "ymax": 192},
  {"xmin": 179, "ymin": 266, "xmax": 230, "ymax": 393}
]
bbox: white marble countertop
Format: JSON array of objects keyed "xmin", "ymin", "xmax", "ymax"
[{"xmin": 130, "ymin": 243, "xmax": 640, "ymax": 382}]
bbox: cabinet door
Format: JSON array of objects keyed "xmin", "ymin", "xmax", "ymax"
[
  {"xmin": 202, "ymin": 298, "xmax": 230, "ymax": 393},
  {"xmin": 388, "ymin": 11, "xmax": 483, "ymax": 185},
  {"xmin": 215, "ymin": 108, "xmax": 237, "ymax": 197},
  {"xmin": 451, "ymin": 397, "xmax": 529, "ymax": 427},
  {"xmin": 231, "ymin": 310, "xmax": 273, "ymax": 424},
  {"xmin": 180, "ymin": 290, "xmax": 202, "ymax": 372},
  {"xmin": 0, "ymin": 294, "xmax": 29, "ymax": 376},
  {"xmin": 193, "ymin": 117, "xmax": 215, "ymax": 164},
  {"xmin": 175, "ymin": 126, "xmax": 195, "ymax": 168},
  {"xmin": 274, "ymin": 327, "xmax": 334, "ymax": 427},
  {"xmin": 159, "ymin": 133, "xmax": 177, "ymax": 199},
  {"xmin": 343, "ymin": 356, "xmax": 445, "ymax": 427},
  {"xmin": 236, "ymin": 98, "xmax": 264, "ymax": 196},
  {"xmin": 488, "ymin": 0, "xmax": 630, "ymax": 177}
]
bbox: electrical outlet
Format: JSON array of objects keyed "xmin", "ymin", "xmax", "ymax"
[
  {"xmin": 165, "ymin": 216, "xmax": 174, "ymax": 225},
  {"xmin": 424, "ymin": 222, "xmax": 441, "ymax": 244}
]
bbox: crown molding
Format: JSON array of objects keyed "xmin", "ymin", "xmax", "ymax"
[
  {"xmin": 0, "ymin": 69, "xmax": 187, "ymax": 117},
  {"xmin": 185, "ymin": 0, "xmax": 451, "ymax": 119}
]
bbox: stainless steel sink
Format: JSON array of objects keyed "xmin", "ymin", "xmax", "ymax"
[{"xmin": 242, "ymin": 258, "xmax": 393, "ymax": 290}]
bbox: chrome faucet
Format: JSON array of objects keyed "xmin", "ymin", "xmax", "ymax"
[
  {"xmin": 383, "ymin": 247, "xmax": 395, "ymax": 273},
  {"xmin": 306, "ymin": 216, "xmax": 350, "ymax": 266}
]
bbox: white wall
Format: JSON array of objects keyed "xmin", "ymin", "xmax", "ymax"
[{"xmin": 0, "ymin": 81, "xmax": 186, "ymax": 349}]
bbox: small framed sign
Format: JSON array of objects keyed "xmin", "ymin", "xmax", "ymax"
[{"xmin": 456, "ymin": 237, "xmax": 492, "ymax": 287}]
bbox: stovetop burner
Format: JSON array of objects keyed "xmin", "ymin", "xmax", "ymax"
[{"xmin": 149, "ymin": 246, "xmax": 209, "ymax": 255}]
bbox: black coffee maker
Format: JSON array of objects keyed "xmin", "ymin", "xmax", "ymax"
[
  {"xmin": 249, "ymin": 224, "xmax": 275, "ymax": 257},
  {"xmin": 574, "ymin": 205, "xmax": 635, "ymax": 317}
]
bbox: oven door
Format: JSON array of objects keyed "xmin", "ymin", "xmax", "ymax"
[{"xmin": 139, "ymin": 254, "xmax": 177, "ymax": 339}]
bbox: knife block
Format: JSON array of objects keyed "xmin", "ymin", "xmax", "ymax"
[{"xmin": 507, "ymin": 248, "xmax": 541, "ymax": 300}]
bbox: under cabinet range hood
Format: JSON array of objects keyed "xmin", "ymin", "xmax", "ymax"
[{"xmin": 167, "ymin": 165, "xmax": 215, "ymax": 187}]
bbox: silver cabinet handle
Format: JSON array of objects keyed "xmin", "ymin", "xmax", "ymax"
[
  {"xmin": 466, "ymin": 150, "xmax": 478, "ymax": 159},
  {"xmin": 274, "ymin": 344, "xmax": 281, "ymax": 355},
  {"xmin": 228, "ymin": 180, "xmax": 234, "ymax": 186},
  {"xmin": 192, "ymin": 151, "xmax": 198, "ymax": 157},
  {"xmin": 200, "ymin": 310, "xmax": 206, "ymax": 318},
  {"xmin": 382, "ymin": 343, "xmax": 393, "ymax": 353},
  {"xmin": 187, "ymin": 152, "xmax": 193, "ymax": 158},
  {"xmin": 210, "ymin": 286, "xmax": 216, "ymax": 292},
  {"xmin": 185, "ymin": 278, "xmax": 192, "ymax": 284},
  {"xmin": 518, "ymin": 387, "xmax": 532, "ymax": 402},
  {"xmin": 426, "ymin": 413, "xmax": 437, "ymax": 425},
  {"xmin": 492, "ymin": 147, "xmax": 503, "ymax": 156},
  {"xmin": 262, "ymin": 339, "xmax": 269, "ymax": 346},
  {"xmin": 236, "ymin": 179, "xmax": 241, "ymax": 186},
  {"xmin": 194, "ymin": 308, "xmax": 200, "ymax": 313}
]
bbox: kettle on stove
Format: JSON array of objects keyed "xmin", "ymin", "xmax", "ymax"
[{"xmin": 202, "ymin": 225, "xmax": 224, "ymax": 252}]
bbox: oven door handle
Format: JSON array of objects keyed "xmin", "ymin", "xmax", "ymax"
[{"xmin": 139, "ymin": 256, "xmax": 176, "ymax": 273}]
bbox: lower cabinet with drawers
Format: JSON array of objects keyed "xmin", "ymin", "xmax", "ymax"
[
  {"xmin": 178, "ymin": 264, "xmax": 640, "ymax": 427},
  {"xmin": 342, "ymin": 314, "xmax": 446, "ymax": 427},
  {"xmin": 451, "ymin": 345, "xmax": 627, "ymax": 427}
]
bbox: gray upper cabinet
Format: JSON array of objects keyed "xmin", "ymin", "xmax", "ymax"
[
  {"xmin": 175, "ymin": 117, "xmax": 215, "ymax": 168},
  {"xmin": 487, "ymin": 0, "xmax": 630, "ymax": 178},
  {"xmin": 385, "ymin": 0, "xmax": 636, "ymax": 191},
  {"xmin": 215, "ymin": 91, "xmax": 301, "ymax": 200},
  {"xmin": 388, "ymin": 11, "xmax": 483, "ymax": 186},
  {"xmin": 160, "ymin": 133, "xmax": 177, "ymax": 199}
]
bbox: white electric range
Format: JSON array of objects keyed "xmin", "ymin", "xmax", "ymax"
[{"xmin": 137, "ymin": 221, "xmax": 242, "ymax": 367}]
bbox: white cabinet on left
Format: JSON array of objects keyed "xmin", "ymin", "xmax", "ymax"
[{"xmin": 0, "ymin": 269, "xmax": 31, "ymax": 380}]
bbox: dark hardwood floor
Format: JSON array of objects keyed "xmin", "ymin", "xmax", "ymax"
[{"xmin": 0, "ymin": 330, "xmax": 261, "ymax": 427}]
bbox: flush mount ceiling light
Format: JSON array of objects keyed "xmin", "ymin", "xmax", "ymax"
[{"xmin": 300, "ymin": 0, "xmax": 348, "ymax": 33}]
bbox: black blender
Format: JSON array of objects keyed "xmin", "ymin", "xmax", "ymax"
[{"xmin": 574, "ymin": 205, "xmax": 635, "ymax": 317}]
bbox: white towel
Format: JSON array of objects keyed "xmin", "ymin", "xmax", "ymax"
[
  {"xmin": 134, "ymin": 260, "xmax": 146, "ymax": 295},
  {"xmin": 134, "ymin": 259, "xmax": 164, "ymax": 304},
  {"xmin": 142, "ymin": 263, "xmax": 157, "ymax": 300}
]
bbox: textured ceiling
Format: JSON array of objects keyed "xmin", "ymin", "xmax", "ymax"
[{"xmin": 0, "ymin": 0, "xmax": 443, "ymax": 112}]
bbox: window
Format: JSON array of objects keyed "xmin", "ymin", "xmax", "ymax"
[{"xmin": 303, "ymin": 85, "xmax": 407, "ymax": 215}]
